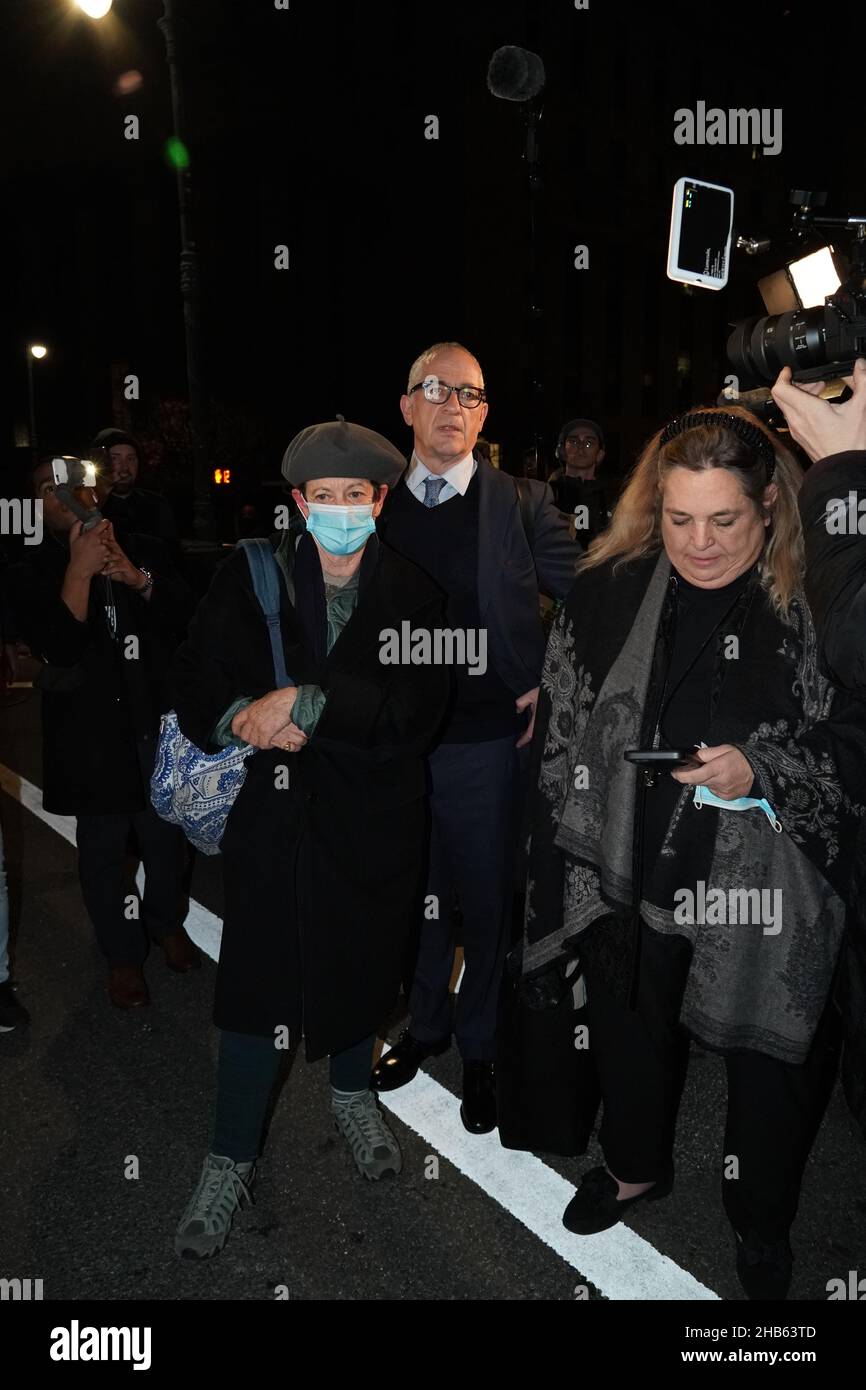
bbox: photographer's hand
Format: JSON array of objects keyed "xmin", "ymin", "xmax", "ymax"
[
  {"xmin": 771, "ymin": 358, "xmax": 866, "ymax": 462},
  {"xmin": 62, "ymin": 520, "xmax": 112, "ymax": 621}
]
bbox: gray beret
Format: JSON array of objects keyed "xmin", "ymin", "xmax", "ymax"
[{"xmin": 281, "ymin": 417, "xmax": 406, "ymax": 487}]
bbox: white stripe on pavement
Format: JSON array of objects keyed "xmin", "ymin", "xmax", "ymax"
[
  {"xmin": 378, "ymin": 1061, "xmax": 716, "ymax": 1300},
  {"xmin": 1, "ymin": 761, "xmax": 718, "ymax": 1301},
  {"xmin": 0, "ymin": 763, "xmax": 225, "ymax": 962}
]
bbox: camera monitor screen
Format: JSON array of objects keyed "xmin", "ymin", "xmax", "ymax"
[{"xmin": 667, "ymin": 177, "xmax": 734, "ymax": 291}]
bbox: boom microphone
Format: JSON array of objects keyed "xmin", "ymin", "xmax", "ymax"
[{"xmin": 486, "ymin": 46, "xmax": 546, "ymax": 103}]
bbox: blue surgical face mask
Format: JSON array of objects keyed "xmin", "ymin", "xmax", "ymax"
[
  {"xmin": 693, "ymin": 783, "xmax": 782, "ymax": 833},
  {"xmin": 303, "ymin": 502, "xmax": 376, "ymax": 556}
]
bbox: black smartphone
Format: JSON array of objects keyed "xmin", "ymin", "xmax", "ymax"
[{"xmin": 624, "ymin": 748, "xmax": 700, "ymax": 769}]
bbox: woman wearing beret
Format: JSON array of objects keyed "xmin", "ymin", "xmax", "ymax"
[
  {"xmin": 171, "ymin": 420, "xmax": 449, "ymax": 1258},
  {"xmin": 520, "ymin": 406, "xmax": 866, "ymax": 1299}
]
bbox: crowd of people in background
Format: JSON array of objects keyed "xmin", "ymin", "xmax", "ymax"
[{"xmin": 1, "ymin": 344, "xmax": 865, "ymax": 1302}]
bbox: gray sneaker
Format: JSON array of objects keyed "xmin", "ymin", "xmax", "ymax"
[
  {"xmin": 175, "ymin": 1153, "xmax": 255, "ymax": 1259},
  {"xmin": 331, "ymin": 1088, "xmax": 403, "ymax": 1180}
]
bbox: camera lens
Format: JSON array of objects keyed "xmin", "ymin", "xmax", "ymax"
[{"xmin": 727, "ymin": 308, "xmax": 832, "ymax": 384}]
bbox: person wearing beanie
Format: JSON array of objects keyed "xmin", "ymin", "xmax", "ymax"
[
  {"xmin": 549, "ymin": 418, "xmax": 618, "ymax": 544},
  {"xmin": 5, "ymin": 455, "xmax": 198, "ymax": 1010},
  {"xmin": 91, "ymin": 428, "xmax": 180, "ymax": 553},
  {"xmin": 170, "ymin": 418, "xmax": 450, "ymax": 1259}
]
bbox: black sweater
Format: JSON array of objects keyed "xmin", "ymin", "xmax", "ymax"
[
  {"xmin": 384, "ymin": 475, "xmax": 520, "ymax": 742},
  {"xmin": 641, "ymin": 565, "xmax": 755, "ymax": 882}
]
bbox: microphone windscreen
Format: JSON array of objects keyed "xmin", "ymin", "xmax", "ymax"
[{"xmin": 486, "ymin": 46, "xmax": 546, "ymax": 102}]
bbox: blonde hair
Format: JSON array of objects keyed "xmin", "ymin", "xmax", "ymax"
[
  {"xmin": 579, "ymin": 407, "xmax": 805, "ymax": 617},
  {"xmin": 406, "ymin": 341, "xmax": 484, "ymax": 393}
]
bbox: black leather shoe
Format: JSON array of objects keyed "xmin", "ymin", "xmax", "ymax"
[
  {"xmin": 562, "ymin": 1164, "xmax": 674, "ymax": 1235},
  {"xmin": 460, "ymin": 1061, "xmax": 497, "ymax": 1134},
  {"xmin": 370, "ymin": 1030, "xmax": 450, "ymax": 1092},
  {"xmin": 108, "ymin": 966, "xmax": 151, "ymax": 1010},
  {"xmin": 161, "ymin": 928, "xmax": 201, "ymax": 973},
  {"xmin": 735, "ymin": 1229, "xmax": 793, "ymax": 1301}
]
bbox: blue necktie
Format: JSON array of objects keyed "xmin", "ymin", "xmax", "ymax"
[{"xmin": 423, "ymin": 476, "xmax": 447, "ymax": 508}]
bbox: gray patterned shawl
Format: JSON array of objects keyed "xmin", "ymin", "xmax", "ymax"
[{"xmin": 523, "ymin": 551, "xmax": 866, "ymax": 1064}]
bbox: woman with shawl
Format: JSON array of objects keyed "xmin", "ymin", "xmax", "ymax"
[{"xmin": 522, "ymin": 406, "xmax": 866, "ymax": 1299}]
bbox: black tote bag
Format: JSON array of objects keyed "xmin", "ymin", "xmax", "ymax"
[{"xmin": 496, "ymin": 945, "xmax": 601, "ymax": 1158}]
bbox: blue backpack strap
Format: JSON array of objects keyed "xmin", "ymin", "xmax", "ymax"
[{"xmin": 237, "ymin": 538, "xmax": 293, "ymax": 689}]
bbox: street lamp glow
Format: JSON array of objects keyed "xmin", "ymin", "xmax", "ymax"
[
  {"xmin": 75, "ymin": 0, "xmax": 113, "ymax": 18},
  {"xmin": 29, "ymin": 344, "xmax": 48, "ymax": 359}
]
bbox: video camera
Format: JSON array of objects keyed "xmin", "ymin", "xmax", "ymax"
[
  {"xmin": 667, "ymin": 182, "xmax": 866, "ymax": 391},
  {"xmin": 727, "ymin": 193, "xmax": 866, "ymax": 386}
]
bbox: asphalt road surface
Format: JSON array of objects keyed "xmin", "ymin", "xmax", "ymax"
[{"xmin": 2, "ymin": 688, "xmax": 865, "ymax": 1303}]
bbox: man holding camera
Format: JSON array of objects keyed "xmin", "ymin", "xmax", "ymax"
[
  {"xmin": 773, "ymin": 356, "xmax": 866, "ymax": 1141},
  {"xmin": 5, "ymin": 459, "xmax": 197, "ymax": 1009},
  {"xmin": 773, "ymin": 358, "xmax": 866, "ymax": 693}
]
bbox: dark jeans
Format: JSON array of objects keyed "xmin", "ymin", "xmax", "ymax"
[
  {"xmin": 75, "ymin": 737, "xmax": 188, "ymax": 967},
  {"xmin": 408, "ymin": 735, "xmax": 525, "ymax": 1061},
  {"xmin": 213, "ymin": 1030, "xmax": 376, "ymax": 1163},
  {"xmin": 585, "ymin": 922, "xmax": 842, "ymax": 1242}
]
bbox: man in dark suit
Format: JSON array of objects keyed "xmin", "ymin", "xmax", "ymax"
[{"xmin": 371, "ymin": 340, "xmax": 578, "ymax": 1131}]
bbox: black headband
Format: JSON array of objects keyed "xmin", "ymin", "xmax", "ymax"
[{"xmin": 659, "ymin": 411, "xmax": 776, "ymax": 481}]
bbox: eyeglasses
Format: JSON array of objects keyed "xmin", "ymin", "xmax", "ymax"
[
  {"xmin": 565, "ymin": 436, "xmax": 599, "ymax": 450},
  {"xmin": 410, "ymin": 376, "xmax": 487, "ymax": 409}
]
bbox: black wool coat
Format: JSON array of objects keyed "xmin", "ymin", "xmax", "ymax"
[
  {"xmin": 170, "ymin": 533, "xmax": 450, "ymax": 1059},
  {"xmin": 799, "ymin": 451, "xmax": 866, "ymax": 693},
  {"xmin": 6, "ymin": 530, "xmax": 193, "ymax": 814}
]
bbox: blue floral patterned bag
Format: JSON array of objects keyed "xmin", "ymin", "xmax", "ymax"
[{"xmin": 150, "ymin": 539, "xmax": 292, "ymax": 855}]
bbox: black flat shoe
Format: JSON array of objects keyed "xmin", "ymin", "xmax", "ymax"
[
  {"xmin": 735, "ymin": 1229, "xmax": 793, "ymax": 1301},
  {"xmin": 460, "ymin": 1061, "xmax": 497, "ymax": 1134},
  {"xmin": 562, "ymin": 1164, "xmax": 674, "ymax": 1235},
  {"xmin": 370, "ymin": 1030, "xmax": 450, "ymax": 1092}
]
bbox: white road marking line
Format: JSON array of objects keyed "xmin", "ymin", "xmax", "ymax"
[
  {"xmin": 0, "ymin": 761, "xmax": 719, "ymax": 1301},
  {"xmin": 0, "ymin": 764, "xmax": 229, "ymax": 963},
  {"xmin": 378, "ymin": 1059, "xmax": 717, "ymax": 1301}
]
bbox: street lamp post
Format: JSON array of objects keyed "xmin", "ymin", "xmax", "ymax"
[
  {"xmin": 27, "ymin": 344, "xmax": 48, "ymax": 459},
  {"xmin": 157, "ymin": 0, "xmax": 215, "ymax": 542},
  {"xmin": 75, "ymin": 0, "xmax": 216, "ymax": 541}
]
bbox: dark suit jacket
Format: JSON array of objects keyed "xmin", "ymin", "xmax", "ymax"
[{"xmin": 380, "ymin": 457, "xmax": 579, "ymax": 696}]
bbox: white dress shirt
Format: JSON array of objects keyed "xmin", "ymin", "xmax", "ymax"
[{"xmin": 404, "ymin": 449, "xmax": 477, "ymax": 506}]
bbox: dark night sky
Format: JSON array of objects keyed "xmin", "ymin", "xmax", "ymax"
[{"xmin": 2, "ymin": 0, "xmax": 862, "ymax": 521}]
